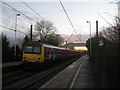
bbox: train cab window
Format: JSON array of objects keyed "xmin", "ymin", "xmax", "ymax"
[
  {"xmin": 33, "ymin": 47, "xmax": 40, "ymax": 54},
  {"xmin": 24, "ymin": 47, "xmax": 32, "ymax": 53},
  {"xmin": 24, "ymin": 46, "xmax": 41, "ymax": 54}
]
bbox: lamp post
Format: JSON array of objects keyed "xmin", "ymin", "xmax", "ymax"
[
  {"xmin": 87, "ymin": 21, "xmax": 92, "ymax": 56},
  {"xmin": 14, "ymin": 14, "xmax": 20, "ymax": 58}
]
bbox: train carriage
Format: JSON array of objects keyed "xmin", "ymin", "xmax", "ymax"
[{"xmin": 22, "ymin": 41, "xmax": 81, "ymax": 68}]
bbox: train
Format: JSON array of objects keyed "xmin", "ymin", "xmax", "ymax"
[{"xmin": 22, "ymin": 41, "xmax": 82, "ymax": 68}]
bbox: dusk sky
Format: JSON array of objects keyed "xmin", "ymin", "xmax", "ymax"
[{"xmin": 0, "ymin": 0, "xmax": 118, "ymax": 43}]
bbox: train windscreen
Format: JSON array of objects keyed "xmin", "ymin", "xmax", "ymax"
[{"xmin": 24, "ymin": 46, "xmax": 41, "ymax": 54}]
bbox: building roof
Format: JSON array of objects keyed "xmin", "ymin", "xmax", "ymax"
[{"xmin": 63, "ymin": 43, "xmax": 86, "ymax": 48}]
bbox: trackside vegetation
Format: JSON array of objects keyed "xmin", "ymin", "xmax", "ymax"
[{"xmin": 86, "ymin": 29, "xmax": 120, "ymax": 88}]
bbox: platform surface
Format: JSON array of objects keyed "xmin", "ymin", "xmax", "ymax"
[
  {"xmin": 1, "ymin": 61, "xmax": 22, "ymax": 68},
  {"xmin": 39, "ymin": 55, "xmax": 100, "ymax": 89},
  {"xmin": 71, "ymin": 56, "xmax": 100, "ymax": 88}
]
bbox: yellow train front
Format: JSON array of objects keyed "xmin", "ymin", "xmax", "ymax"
[
  {"xmin": 22, "ymin": 41, "xmax": 45, "ymax": 68},
  {"xmin": 22, "ymin": 41, "xmax": 81, "ymax": 69}
]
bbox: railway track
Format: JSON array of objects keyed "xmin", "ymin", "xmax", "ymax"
[
  {"xmin": 2, "ymin": 70, "xmax": 38, "ymax": 87},
  {"xmin": 2, "ymin": 64, "xmax": 23, "ymax": 74},
  {"xmin": 20, "ymin": 58, "xmax": 78, "ymax": 90},
  {"xmin": 2, "ymin": 70, "xmax": 24, "ymax": 79},
  {"xmin": 19, "ymin": 61, "xmax": 72, "ymax": 90},
  {"xmin": 2, "ymin": 58, "xmax": 79, "ymax": 89}
]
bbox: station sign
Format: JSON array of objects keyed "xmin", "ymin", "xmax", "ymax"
[{"xmin": 99, "ymin": 39, "xmax": 104, "ymax": 46}]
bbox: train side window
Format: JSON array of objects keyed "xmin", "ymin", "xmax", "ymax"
[
  {"xmin": 51, "ymin": 52, "xmax": 53, "ymax": 54},
  {"xmin": 58, "ymin": 51, "xmax": 61, "ymax": 54},
  {"xmin": 47, "ymin": 51, "xmax": 49, "ymax": 55}
]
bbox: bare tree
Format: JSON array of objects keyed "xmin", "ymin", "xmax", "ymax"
[
  {"xmin": 46, "ymin": 34, "xmax": 64, "ymax": 46},
  {"xmin": 100, "ymin": 17, "xmax": 119, "ymax": 44},
  {"xmin": 34, "ymin": 20, "xmax": 57, "ymax": 42},
  {"xmin": 99, "ymin": 16, "xmax": 120, "ymax": 55},
  {"xmin": 100, "ymin": 26, "xmax": 118, "ymax": 44}
]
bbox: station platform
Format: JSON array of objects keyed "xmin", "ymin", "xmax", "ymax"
[
  {"xmin": 1, "ymin": 61, "xmax": 22, "ymax": 68},
  {"xmin": 40, "ymin": 55, "xmax": 100, "ymax": 89}
]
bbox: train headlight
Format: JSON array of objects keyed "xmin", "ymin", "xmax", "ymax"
[
  {"xmin": 34, "ymin": 58, "xmax": 40, "ymax": 60},
  {"xmin": 23, "ymin": 57, "xmax": 29, "ymax": 59}
]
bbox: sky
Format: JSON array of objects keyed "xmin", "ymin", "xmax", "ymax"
[{"xmin": 0, "ymin": 0, "xmax": 118, "ymax": 43}]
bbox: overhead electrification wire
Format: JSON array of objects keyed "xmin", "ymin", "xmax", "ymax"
[
  {"xmin": 21, "ymin": 0, "xmax": 66, "ymax": 37},
  {"xmin": 2, "ymin": 1, "xmax": 47, "ymax": 35},
  {"xmin": 59, "ymin": 0, "xmax": 81, "ymax": 42},
  {"xmin": 2, "ymin": 18, "xmax": 28, "ymax": 30},
  {"xmin": 66, "ymin": 33, "xmax": 74, "ymax": 42},
  {"xmin": 2, "ymin": 2, "xmax": 51, "ymax": 40},
  {"xmin": 21, "ymin": 0, "xmax": 45, "ymax": 20},
  {"xmin": 97, "ymin": 12, "xmax": 114, "ymax": 27},
  {"xmin": 2, "ymin": 2, "xmax": 38, "ymax": 24},
  {"xmin": 0, "ymin": 25, "xmax": 26, "ymax": 34}
]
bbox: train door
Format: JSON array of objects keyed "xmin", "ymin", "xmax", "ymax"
[
  {"xmin": 44, "ymin": 47, "xmax": 52, "ymax": 62},
  {"xmin": 52, "ymin": 48, "xmax": 56, "ymax": 61}
]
